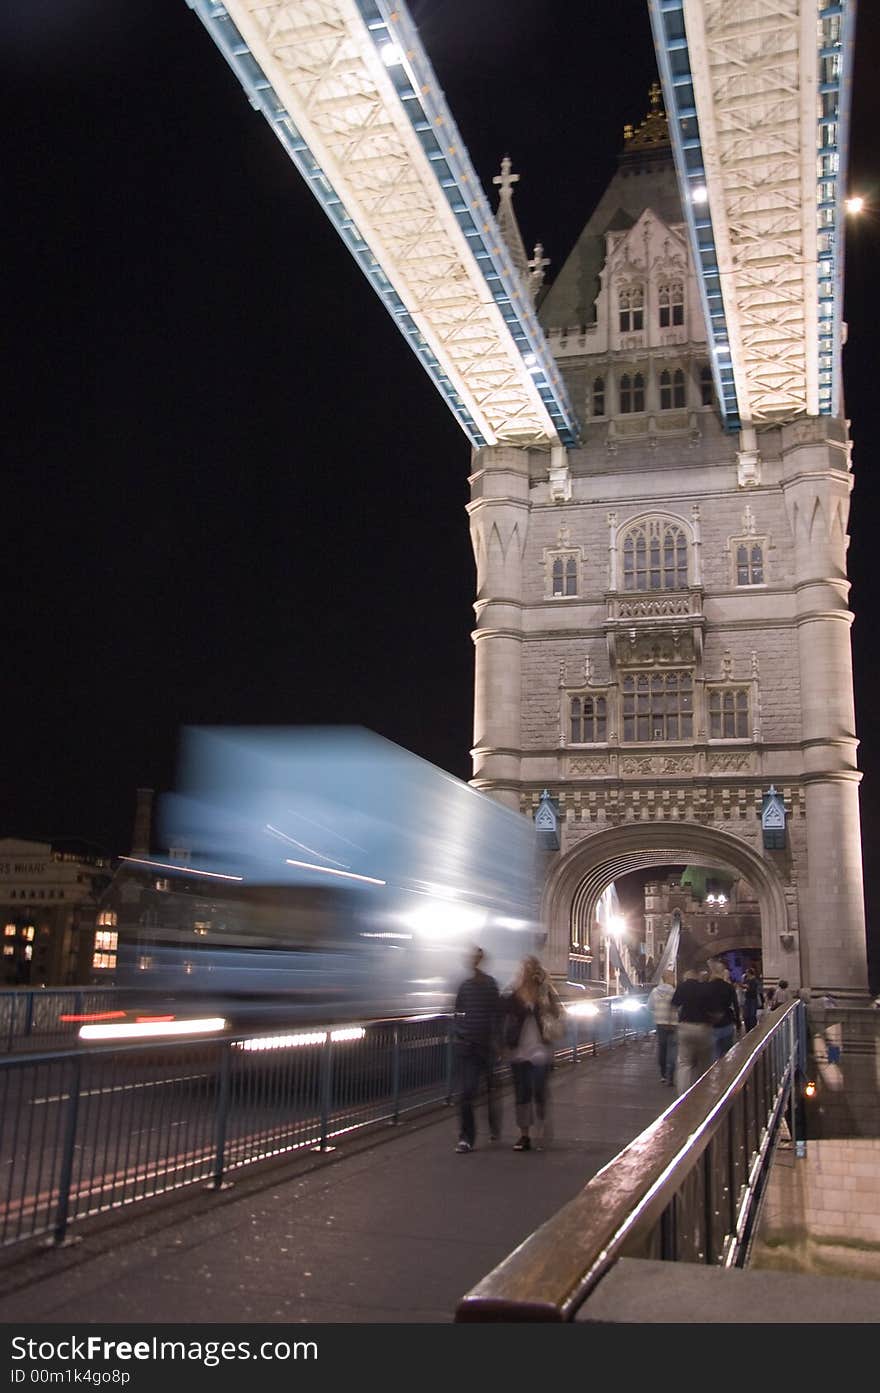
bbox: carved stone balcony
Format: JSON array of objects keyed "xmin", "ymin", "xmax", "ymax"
[{"xmin": 604, "ymin": 587, "xmax": 705, "ymax": 667}]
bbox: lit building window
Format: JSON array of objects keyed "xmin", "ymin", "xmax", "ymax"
[
  {"xmin": 659, "ymin": 282, "xmax": 684, "ymax": 328},
  {"xmin": 622, "ymin": 520, "xmax": 688, "ymax": 591},
  {"xmin": 592, "ymin": 377, "xmax": 605, "ymax": 417},
  {"xmin": 709, "ymin": 688, "xmax": 750, "ymax": 739},
  {"xmin": 619, "ymin": 372, "xmax": 645, "ymax": 414},
  {"xmin": 4, "ymin": 925, "xmax": 15, "ymax": 938},
  {"xmin": 97, "ymin": 910, "xmax": 117, "ymax": 927},
  {"xmin": 659, "ymin": 368, "xmax": 686, "ymax": 409},
  {"xmin": 736, "ymin": 542, "xmax": 764, "ymax": 586},
  {"xmin": 3, "ymin": 946, "xmax": 13, "ymax": 958},
  {"xmin": 155, "ymin": 879, "xmax": 170, "ymax": 893},
  {"xmin": 570, "ymin": 695, "xmax": 607, "ymax": 744},
  {"xmin": 24, "ymin": 946, "xmax": 33, "ymax": 961},
  {"xmin": 194, "ymin": 922, "xmax": 210, "ymax": 936},
  {"xmin": 699, "ymin": 364, "xmax": 714, "ymax": 406},
  {"xmin": 619, "ymin": 285, "xmax": 644, "ymax": 332},
  {"xmin": 23, "ymin": 926, "xmax": 34, "ymax": 942},
  {"xmin": 622, "ymin": 671, "xmax": 694, "ymax": 741},
  {"xmin": 92, "ymin": 929, "xmax": 118, "ymax": 971}
]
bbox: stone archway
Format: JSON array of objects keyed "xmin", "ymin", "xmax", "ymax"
[{"xmin": 543, "ymin": 821, "xmax": 790, "ymax": 978}]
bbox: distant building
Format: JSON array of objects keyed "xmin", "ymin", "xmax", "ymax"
[
  {"xmin": 643, "ymin": 869, "xmax": 761, "ymax": 979},
  {"xmin": 0, "ymin": 838, "xmax": 113, "ymax": 986}
]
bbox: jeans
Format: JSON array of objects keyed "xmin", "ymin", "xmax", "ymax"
[
  {"xmin": 675, "ymin": 1022, "xmax": 714, "ymax": 1093},
  {"xmin": 655, "ymin": 1024, "xmax": 676, "ymax": 1082},
  {"xmin": 510, "ymin": 1060, "xmax": 550, "ymax": 1134},
  {"xmin": 713, "ymin": 1023, "xmax": 736, "ymax": 1060},
  {"xmin": 457, "ymin": 1046, "xmax": 500, "ymax": 1146},
  {"xmin": 743, "ymin": 1001, "xmax": 758, "ymax": 1031}
]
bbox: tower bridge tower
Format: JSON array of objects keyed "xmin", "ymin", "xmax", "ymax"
[{"xmin": 468, "ymin": 93, "xmax": 868, "ymax": 1001}]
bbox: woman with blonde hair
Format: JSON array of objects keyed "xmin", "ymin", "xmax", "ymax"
[{"xmin": 502, "ymin": 955, "xmax": 564, "ymax": 1151}]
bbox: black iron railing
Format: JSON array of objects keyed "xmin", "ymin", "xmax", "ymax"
[
  {"xmin": 0, "ymin": 996, "xmax": 649, "ymax": 1250},
  {"xmin": 455, "ymin": 1002, "xmax": 805, "ymax": 1321}
]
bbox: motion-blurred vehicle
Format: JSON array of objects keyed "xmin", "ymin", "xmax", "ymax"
[{"xmin": 98, "ymin": 728, "xmax": 540, "ymax": 1032}]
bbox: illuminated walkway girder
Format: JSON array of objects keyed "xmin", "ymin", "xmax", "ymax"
[
  {"xmin": 186, "ymin": 0, "xmax": 580, "ymax": 449},
  {"xmin": 649, "ymin": 0, "xmax": 856, "ymax": 428}
]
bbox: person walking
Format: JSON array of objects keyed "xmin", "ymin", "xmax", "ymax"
[
  {"xmin": 742, "ymin": 967, "xmax": 762, "ymax": 1032},
  {"xmin": 452, "ymin": 946, "xmax": 501, "ymax": 1153},
  {"xmin": 767, "ymin": 978, "xmax": 792, "ymax": 1012},
  {"xmin": 671, "ymin": 968, "xmax": 715, "ymax": 1094},
  {"xmin": 502, "ymin": 956, "xmax": 564, "ymax": 1151},
  {"xmin": 705, "ymin": 960, "xmax": 742, "ymax": 1060},
  {"xmin": 648, "ymin": 970, "xmax": 677, "ymax": 1085}
]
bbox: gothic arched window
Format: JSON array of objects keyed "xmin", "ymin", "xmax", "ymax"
[
  {"xmin": 622, "ymin": 520, "xmax": 689, "ymax": 591},
  {"xmin": 736, "ymin": 542, "xmax": 764, "ymax": 586},
  {"xmin": 592, "ymin": 377, "xmax": 605, "ymax": 417},
  {"xmin": 552, "ymin": 555, "xmax": 579, "ymax": 597},
  {"xmin": 619, "ymin": 286, "xmax": 645, "ymax": 333},
  {"xmin": 659, "ymin": 282, "xmax": 684, "ymax": 328},
  {"xmin": 570, "ymin": 695, "xmax": 607, "ymax": 744},
  {"xmin": 622, "ymin": 671, "xmax": 693, "ymax": 742},
  {"xmin": 660, "ymin": 368, "xmax": 686, "ymax": 410},
  {"xmin": 699, "ymin": 364, "xmax": 714, "ymax": 406},
  {"xmin": 619, "ymin": 372, "xmax": 645, "ymax": 414},
  {"xmin": 709, "ymin": 687, "xmax": 750, "ymax": 739}
]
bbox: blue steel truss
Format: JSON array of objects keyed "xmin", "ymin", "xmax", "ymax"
[
  {"xmin": 186, "ymin": 0, "xmax": 580, "ymax": 449},
  {"xmin": 649, "ymin": 0, "xmax": 857, "ymax": 427},
  {"xmin": 648, "ymin": 0, "xmax": 740, "ymax": 431}
]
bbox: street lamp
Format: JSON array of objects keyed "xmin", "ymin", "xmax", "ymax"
[{"xmin": 606, "ymin": 914, "xmax": 626, "ymax": 996}]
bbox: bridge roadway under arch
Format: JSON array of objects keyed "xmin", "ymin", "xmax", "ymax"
[
  {"xmin": 546, "ymin": 822, "xmax": 788, "ymax": 969},
  {"xmin": 0, "ymin": 1037, "xmax": 674, "ymax": 1323}
]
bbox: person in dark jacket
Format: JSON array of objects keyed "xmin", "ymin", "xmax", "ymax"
[
  {"xmin": 742, "ymin": 967, "xmax": 762, "ymax": 1031},
  {"xmin": 705, "ymin": 960, "xmax": 742, "ymax": 1059},
  {"xmin": 671, "ymin": 968, "xmax": 714, "ymax": 1093},
  {"xmin": 452, "ymin": 947, "xmax": 501, "ymax": 1152}
]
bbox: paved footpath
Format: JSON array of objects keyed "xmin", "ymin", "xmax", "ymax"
[{"xmin": 0, "ymin": 1036, "xmax": 674, "ymax": 1324}]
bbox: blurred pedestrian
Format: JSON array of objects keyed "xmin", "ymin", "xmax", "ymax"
[
  {"xmin": 671, "ymin": 968, "xmax": 714, "ymax": 1093},
  {"xmin": 648, "ymin": 970, "xmax": 677, "ymax": 1086},
  {"xmin": 502, "ymin": 956, "xmax": 564, "ymax": 1151},
  {"xmin": 452, "ymin": 946, "xmax": 501, "ymax": 1153},
  {"xmin": 742, "ymin": 966, "xmax": 762, "ymax": 1031},
  {"xmin": 767, "ymin": 978, "xmax": 791, "ymax": 1012},
  {"xmin": 706, "ymin": 960, "xmax": 741, "ymax": 1060}
]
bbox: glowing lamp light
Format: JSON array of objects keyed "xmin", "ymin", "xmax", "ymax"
[
  {"xmin": 380, "ymin": 42, "xmax": 402, "ymax": 66},
  {"xmin": 845, "ymin": 196, "xmax": 864, "ymax": 215},
  {"xmin": 691, "ymin": 185, "xmax": 708, "ymax": 205},
  {"xmin": 804, "ymin": 1080, "xmax": 818, "ymax": 1099},
  {"xmin": 79, "ymin": 1017, "xmax": 227, "ymax": 1041},
  {"xmin": 565, "ymin": 1001, "xmax": 599, "ymax": 1019},
  {"xmin": 607, "ymin": 915, "xmax": 626, "ymax": 939}
]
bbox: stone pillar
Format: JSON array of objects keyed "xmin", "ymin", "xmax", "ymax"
[
  {"xmin": 781, "ymin": 420, "xmax": 868, "ymax": 999},
  {"xmin": 468, "ymin": 446, "xmax": 530, "ymax": 813}
]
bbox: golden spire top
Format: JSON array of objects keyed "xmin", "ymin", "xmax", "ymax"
[{"xmin": 623, "ymin": 82, "xmax": 669, "ymax": 148}]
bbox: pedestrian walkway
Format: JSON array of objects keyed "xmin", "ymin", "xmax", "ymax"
[{"xmin": 0, "ymin": 1036, "xmax": 673, "ymax": 1323}]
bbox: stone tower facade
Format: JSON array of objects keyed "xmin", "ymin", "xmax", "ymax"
[{"xmin": 469, "ymin": 103, "xmax": 868, "ymax": 1001}]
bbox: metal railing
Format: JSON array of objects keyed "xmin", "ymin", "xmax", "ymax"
[
  {"xmin": 456, "ymin": 1002, "xmax": 805, "ymax": 1322},
  {"xmin": 0, "ymin": 994, "xmax": 650, "ymax": 1251},
  {"xmin": 0, "ymin": 988, "xmax": 129, "ymax": 1053}
]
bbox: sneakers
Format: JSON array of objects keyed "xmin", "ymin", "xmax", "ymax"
[
  {"xmin": 513, "ymin": 1135, "xmax": 531, "ymax": 1151},
  {"xmin": 455, "ymin": 1140, "xmax": 472, "ymax": 1153}
]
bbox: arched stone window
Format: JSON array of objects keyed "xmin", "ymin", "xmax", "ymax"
[
  {"xmin": 699, "ymin": 364, "xmax": 714, "ymax": 406},
  {"xmin": 552, "ymin": 555, "xmax": 579, "ymax": 597},
  {"xmin": 622, "ymin": 519, "xmax": 689, "ymax": 591},
  {"xmin": 619, "ymin": 372, "xmax": 645, "ymax": 414},
  {"xmin": 708, "ymin": 687, "xmax": 750, "ymax": 739},
  {"xmin": 618, "ymin": 285, "xmax": 645, "ymax": 333},
  {"xmin": 570, "ymin": 694, "xmax": 607, "ymax": 744},
  {"xmin": 736, "ymin": 542, "xmax": 764, "ymax": 586},
  {"xmin": 622, "ymin": 671, "xmax": 693, "ymax": 742},
  {"xmin": 660, "ymin": 368, "xmax": 686, "ymax": 410},
  {"xmin": 658, "ymin": 282, "xmax": 684, "ymax": 328},
  {"xmin": 592, "ymin": 377, "xmax": 605, "ymax": 417}
]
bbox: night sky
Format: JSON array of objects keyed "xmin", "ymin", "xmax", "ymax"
[{"xmin": 4, "ymin": 2, "xmax": 879, "ymax": 985}]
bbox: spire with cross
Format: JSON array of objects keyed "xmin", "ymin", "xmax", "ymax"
[
  {"xmin": 528, "ymin": 241, "xmax": 550, "ymax": 297},
  {"xmin": 491, "ymin": 154, "xmax": 530, "ymax": 283}
]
